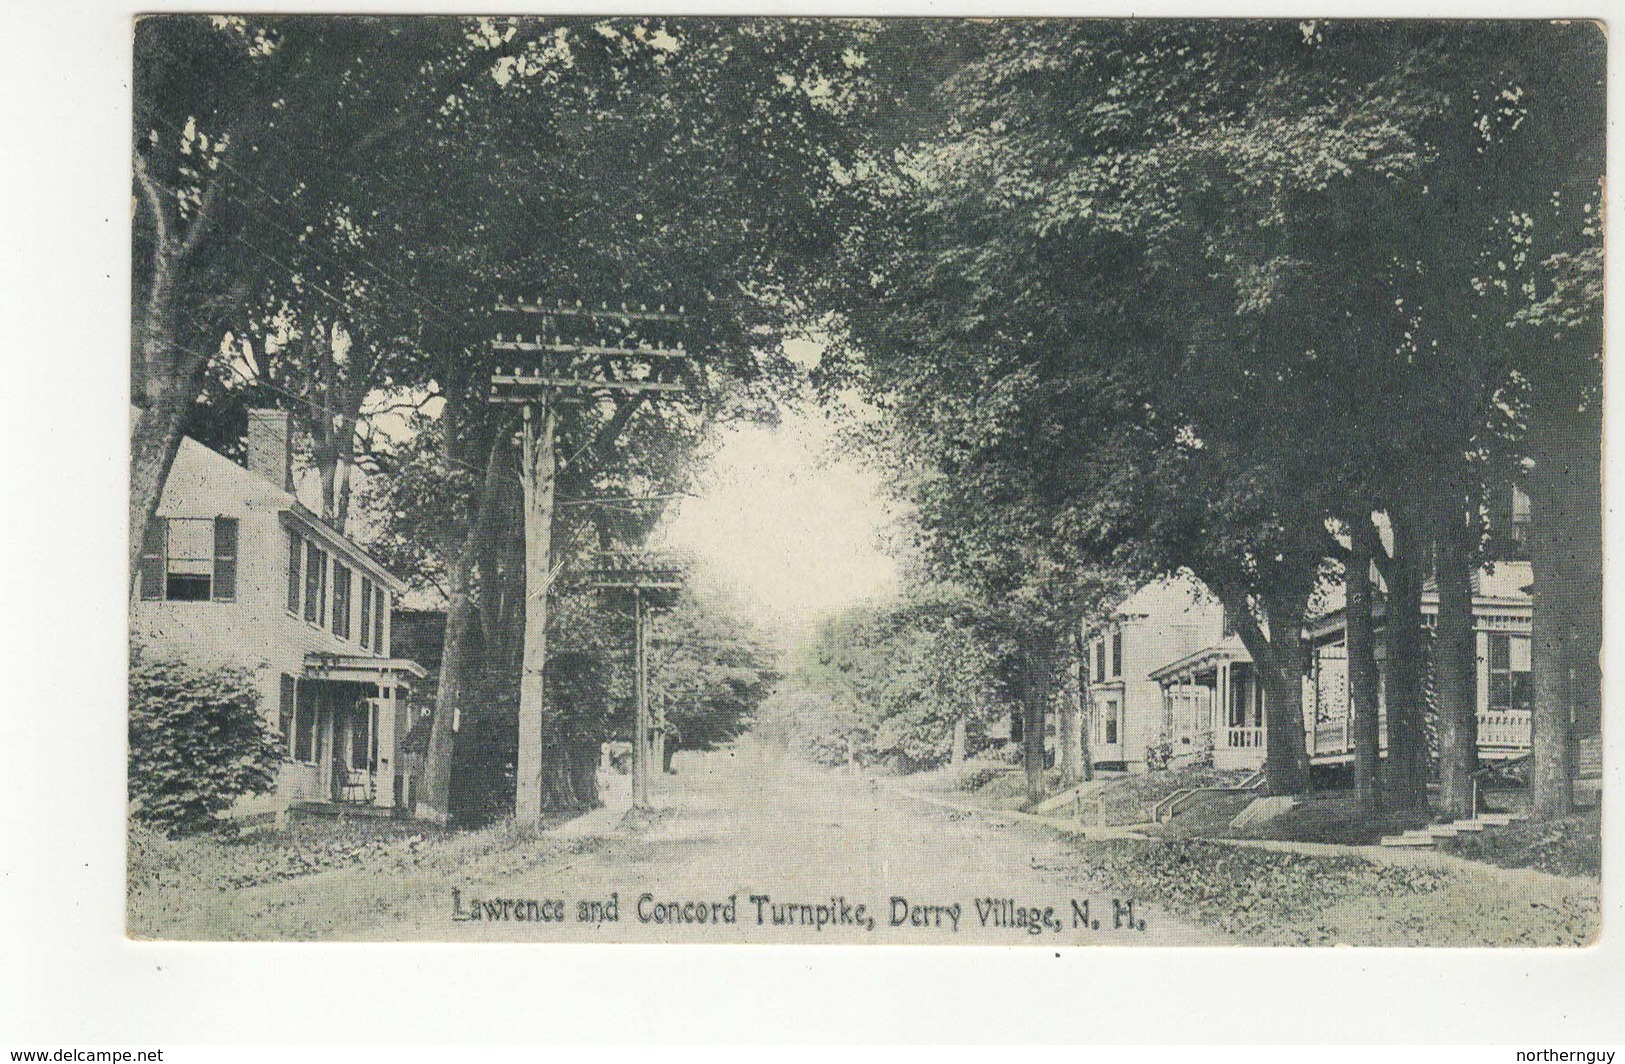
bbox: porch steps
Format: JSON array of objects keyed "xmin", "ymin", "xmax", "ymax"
[{"xmin": 1378, "ymin": 812, "xmax": 1526, "ymax": 848}]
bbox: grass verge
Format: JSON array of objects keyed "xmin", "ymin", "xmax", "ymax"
[
  {"xmin": 1435, "ymin": 810, "xmax": 1601, "ymax": 878},
  {"xmin": 1071, "ymin": 837, "xmax": 1598, "ymax": 946}
]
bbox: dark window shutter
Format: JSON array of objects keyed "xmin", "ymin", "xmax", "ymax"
[
  {"xmin": 375, "ymin": 587, "xmax": 387, "ymax": 654},
  {"xmin": 286, "ymin": 532, "xmax": 302, "ymax": 613},
  {"xmin": 293, "ymin": 679, "xmax": 314, "ymax": 762},
  {"xmin": 359, "ymin": 577, "xmax": 372, "ymax": 649},
  {"xmin": 138, "ymin": 518, "xmax": 166, "ymax": 600},
  {"xmin": 278, "ymin": 674, "xmax": 296, "ymax": 755},
  {"xmin": 212, "ymin": 518, "xmax": 239, "ymax": 601}
]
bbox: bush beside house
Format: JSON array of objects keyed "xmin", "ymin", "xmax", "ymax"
[{"xmin": 129, "ymin": 648, "xmax": 283, "ymax": 835}]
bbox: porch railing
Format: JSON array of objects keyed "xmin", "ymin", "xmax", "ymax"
[
  {"xmin": 1311, "ymin": 718, "xmax": 1351, "ymax": 756},
  {"xmin": 1223, "ymin": 726, "xmax": 1265, "ymax": 750},
  {"xmin": 1479, "ymin": 710, "xmax": 1532, "ymax": 749}
]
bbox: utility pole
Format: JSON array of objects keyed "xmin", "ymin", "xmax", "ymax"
[
  {"xmin": 578, "ymin": 551, "xmax": 684, "ymax": 809},
  {"xmin": 490, "ymin": 298, "xmax": 693, "ymax": 825}
]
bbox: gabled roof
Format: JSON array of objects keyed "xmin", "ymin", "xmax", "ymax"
[
  {"xmin": 1311, "ymin": 560, "xmax": 1532, "ymax": 623},
  {"xmin": 160, "ymin": 436, "xmax": 409, "ymax": 594},
  {"xmin": 161, "ymin": 437, "xmax": 293, "ymax": 511},
  {"xmin": 1148, "ymin": 634, "xmax": 1252, "ymax": 682},
  {"xmin": 1109, "ymin": 571, "xmax": 1219, "ymax": 623}
]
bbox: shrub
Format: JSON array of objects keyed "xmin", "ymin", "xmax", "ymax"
[
  {"xmin": 128, "ymin": 649, "xmax": 282, "ymax": 835},
  {"xmin": 1144, "ymin": 736, "xmax": 1174, "ymax": 772}
]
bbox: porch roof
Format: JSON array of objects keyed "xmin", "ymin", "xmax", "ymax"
[
  {"xmin": 1147, "ymin": 635, "xmax": 1251, "ymax": 684},
  {"xmin": 303, "ymin": 652, "xmax": 427, "ymax": 686}
]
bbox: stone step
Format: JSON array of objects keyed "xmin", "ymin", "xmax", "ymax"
[
  {"xmin": 1380, "ymin": 833, "xmax": 1435, "ymax": 847},
  {"xmin": 1425, "ymin": 824, "xmax": 1461, "ymax": 838},
  {"xmin": 1448, "ymin": 820, "xmax": 1486, "ymax": 832},
  {"xmin": 1474, "ymin": 813, "xmax": 1525, "ymax": 826}
]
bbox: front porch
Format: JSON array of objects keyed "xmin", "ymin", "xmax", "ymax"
[
  {"xmin": 280, "ymin": 654, "xmax": 426, "ymax": 808},
  {"xmin": 1305, "ymin": 641, "xmax": 1532, "ymax": 763},
  {"xmin": 1150, "ymin": 637, "xmax": 1267, "ymax": 771}
]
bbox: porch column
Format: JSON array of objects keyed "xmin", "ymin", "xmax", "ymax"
[
  {"xmin": 374, "ymin": 684, "xmax": 397, "ymax": 809},
  {"xmin": 1218, "ymin": 661, "xmax": 1231, "ymax": 741}
]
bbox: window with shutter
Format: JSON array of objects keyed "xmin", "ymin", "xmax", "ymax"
[
  {"xmin": 374, "ymin": 586, "xmax": 387, "ymax": 654},
  {"xmin": 211, "ymin": 518, "xmax": 238, "ymax": 601},
  {"xmin": 278, "ymin": 674, "xmax": 296, "ymax": 756},
  {"xmin": 293, "ymin": 679, "xmax": 315, "ymax": 762},
  {"xmin": 138, "ymin": 519, "xmax": 166, "ymax": 600},
  {"xmin": 163, "ymin": 518, "xmax": 214, "ymax": 600},
  {"xmin": 1111, "ymin": 630, "xmax": 1123, "ymax": 678},
  {"xmin": 359, "ymin": 576, "xmax": 373, "ymax": 649},
  {"xmin": 332, "ymin": 566, "xmax": 352, "ymax": 639},
  {"xmin": 304, "ymin": 545, "xmax": 327, "ymax": 624},
  {"xmin": 286, "ymin": 531, "xmax": 302, "ymax": 614}
]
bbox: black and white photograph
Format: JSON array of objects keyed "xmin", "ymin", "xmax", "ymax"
[{"xmin": 113, "ymin": 14, "xmax": 1607, "ymax": 949}]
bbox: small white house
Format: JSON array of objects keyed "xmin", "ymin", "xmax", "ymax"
[
  {"xmin": 1141, "ymin": 565, "xmax": 1535, "ymax": 771},
  {"xmin": 1080, "ymin": 574, "xmax": 1227, "ymax": 771},
  {"xmin": 130, "ymin": 409, "xmax": 425, "ymax": 807}
]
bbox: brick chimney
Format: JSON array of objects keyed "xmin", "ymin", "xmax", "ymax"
[{"xmin": 246, "ymin": 408, "xmax": 293, "ymax": 491}]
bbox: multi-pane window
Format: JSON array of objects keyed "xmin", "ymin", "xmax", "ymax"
[
  {"xmin": 303, "ymin": 544, "xmax": 328, "ymax": 625},
  {"xmin": 359, "ymin": 576, "xmax": 373, "ymax": 649},
  {"xmin": 1094, "ymin": 638, "xmax": 1105, "ymax": 683},
  {"xmin": 1103, "ymin": 698, "xmax": 1120, "ymax": 745},
  {"xmin": 137, "ymin": 517, "xmax": 237, "ymax": 601},
  {"xmin": 373, "ymin": 585, "xmax": 387, "ymax": 654},
  {"xmin": 1111, "ymin": 630, "xmax": 1123, "ymax": 678},
  {"xmin": 332, "ymin": 565, "xmax": 352, "ymax": 640},
  {"xmin": 1487, "ymin": 633, "xmax": 1532, "ymax": 713}
]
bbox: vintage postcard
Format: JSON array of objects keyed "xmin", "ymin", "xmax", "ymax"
[{"xmin": 126, "ymin": 14, "xmax": 1602, "ymax": 947}]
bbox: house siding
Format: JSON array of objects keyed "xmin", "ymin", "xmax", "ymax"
[{"xmin": 131, "ymin": 439, "xmax": 407, "ymax": 803}]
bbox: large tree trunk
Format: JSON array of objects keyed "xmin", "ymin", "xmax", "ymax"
[
  {"xmin": 1382, "ymin": 515, "xmax": 1430, "ymax": 813},
  {"xmin": 1075, "ymin": 629, "xmax": 1094, "ymax": 782},
  {"xmin": 514, "ymin": 401, "xmax": 558, "ymax": 825},
  {"xmin": 1058, "ymin": 638, "xmax": 1082, "ymax": 785},
  {"xmin": 1218, "ymin": 581, "xmax": 1310, "ymax": 796},
  {"xmin": 129, "ymin": 158, "xmax": 221, "ymax": 582},
  {"xmin": 1347, "ymin": 531, "xmax": 1382, "ymax": 813},
  {"xmin": 1528, "ymin": 354, "xmax": 1602, "ymax": 818},
  {"xmin": 1257, "ymin": 637, "xmax": 1310, "ymax": 796},
  {"xmin": 1434, "ymin": 482, "xmax": 1479, "ymax": 819},
  {"xmin": 1019, "ymin": 647, "xmax": 1052, "ymax": 807},
  {"xmin": 414, "ymin": 438, "xmax": 505, "ymax": 823},
  {"xmin": 129, "ymin": 366, "xmax": 203, "ymax": 586},
  {"xmin": 950, "ymin": 714, "xmax": 967, "ymax": 767},
  {"xmin": 416, "ymin": 543, "xmax": 474, "ymax": 825}
]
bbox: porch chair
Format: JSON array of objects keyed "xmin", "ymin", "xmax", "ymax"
[{"xmin": 340, "ymin": 766, "xmax": 372, "ymax": 803}]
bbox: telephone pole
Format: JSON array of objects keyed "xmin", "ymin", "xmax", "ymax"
[
  {"xmin": 490, "ymin": 298, "xmax": 693, "ymax": 824},
  {"xmin": 577, "ymin": 551, "xmax": 684, "ymax": 808}
]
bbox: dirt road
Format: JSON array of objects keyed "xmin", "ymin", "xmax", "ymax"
[{"xmin": 147, "ymin": 742, "xmax": 1232, "ymax": 944}]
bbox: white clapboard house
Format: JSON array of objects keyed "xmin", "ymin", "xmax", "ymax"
[
  {"xmin": 1080, "ymin": 567, "xmax": 1534, "ymax": 774},
  {"xmin": 130, "ymin": 409, "xmax": 425, "ymax": 807}
]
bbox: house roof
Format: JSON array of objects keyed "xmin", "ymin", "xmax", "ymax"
[
  {"xmin": 1147, "ymin": 634, "xmax": 1253, "ymax": 682},
  {"xmin": 1310, "ymin": 560, "xmax": 1532, "ymax": 626},
  {"xmin": 160, "ymin": 436, "xmax": 409, "ymax": 595},
  {"xmin": 1108, "ymin": 571, "xmax": 1218, "ymax": 623}
]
